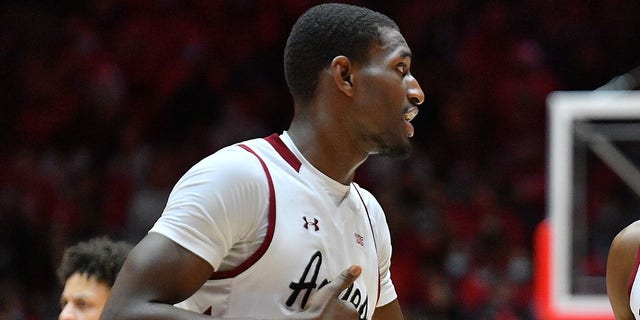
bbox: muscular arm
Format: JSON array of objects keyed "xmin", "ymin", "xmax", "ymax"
[
  {"xmin": 101, "ymin": 233, "xmax": 363, "ymax": 320},
  {"xmin": 100, "ymin": 232, "xmax": 215, "ymax": 320},
  {"xmin": 607, "ymin": 221, "xmax": 640, "ymax": 320},
  {"xmin": 373, "ymin": 299, "xmax": 403, "ymax": 320}
]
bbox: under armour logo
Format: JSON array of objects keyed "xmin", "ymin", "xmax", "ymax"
[{"xmin": 303, "ymin": 217, "xmax": 319, "ymax": 231}]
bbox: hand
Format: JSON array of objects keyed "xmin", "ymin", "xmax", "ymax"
[{"xmin": 303, "ymin": 265, "xmax": 362, "ymax": 320}]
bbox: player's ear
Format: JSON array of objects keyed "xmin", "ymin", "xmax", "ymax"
[{"xmin": 330, "ymin": 56, "xmax": 354, "ymax": 97}]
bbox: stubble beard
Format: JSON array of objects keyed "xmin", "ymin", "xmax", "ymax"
[{"xmin": 370, "ymin": 137, "xmax": 412, "ymax": 160}]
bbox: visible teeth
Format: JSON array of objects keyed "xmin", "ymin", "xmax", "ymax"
[{"xmin": 403, "ymin": 106, "xmax": 419, "ymax": 122}]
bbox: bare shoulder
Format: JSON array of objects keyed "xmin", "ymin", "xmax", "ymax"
[
  {"xmin": 609, "ymin": 220, "xmax": 640, "ymax": 279},
  {"xmin": 612, "ymin": 221, "xmax": 640, "ymax": 256},
  {"xmin": 607, "ymin": 220, "xmax": 640, "ymax": 320}
]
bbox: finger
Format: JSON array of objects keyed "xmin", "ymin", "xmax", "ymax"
[
  {"xmin": 328, "ymin": 265, "xmax": 362, "ymax": 295},
  {"xmin": 304, "ymin": 265, "xmax": 362, "ymax": 315}
]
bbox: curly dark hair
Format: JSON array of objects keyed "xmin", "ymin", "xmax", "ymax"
[
  {"xmin": 284, "ymin": 3, "xmax": 399, "ymax": 104},
  {"xmin": 57, "ymin": 236, "xmax": 132, "ymax": 287}
]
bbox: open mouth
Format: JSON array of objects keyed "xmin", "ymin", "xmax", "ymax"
[
  {"xmin": 402, "ymin": 106, "xmax": 419, "ymax": 138},
  {"xmin": 402, "ymin": 106, "xmax": 419, "ymax": 122}
]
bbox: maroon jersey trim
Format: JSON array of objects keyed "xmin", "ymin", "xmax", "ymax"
[
  {"xmin": 265, "ymin": 133, "xmax": 302, "ymax": 172},
  {"xmin": 209, "ymin": 144, "xmax": 277, "ymax": 280}
]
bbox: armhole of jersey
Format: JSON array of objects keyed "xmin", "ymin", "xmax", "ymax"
[
  {"xmin": 209, "ymin": 144, "xmax": 276, "ymax": 280},
  {"xmin": 353, "ymin": 184, "xmax": 381, "ymax": 306},
  {"xmin": 627, "ymin": 245, "xmax": 640, "ymax": 297}
]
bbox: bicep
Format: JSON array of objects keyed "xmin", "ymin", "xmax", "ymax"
[
  {"xmin": 108, "ymin": 232, "xmax": 213, "ymax": 306},
  {"xmin": 373, "ymin": 299, "xmax": 403, "ymax": 320}
]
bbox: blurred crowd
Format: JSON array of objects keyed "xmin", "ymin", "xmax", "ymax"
[{"xmin": 1, "ymin": 0, "xmax": 640, "ymax": 319}]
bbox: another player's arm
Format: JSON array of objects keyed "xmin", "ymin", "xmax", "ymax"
[
  {"xmin": 373, "ymin": 299, "xmax": 403, "ymax": 320},
  {"xmin": 607, "ymin": 221, "xmax": 640, "ymax": 320}
]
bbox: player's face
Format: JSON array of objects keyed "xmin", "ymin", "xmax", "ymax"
[
  {"xmin": 59, "ymin": 273, "xmax": 110, "ymax": 320},
  {"xmin": 352, "ymin": 27, "xmax": 424, "ymax": 159}
]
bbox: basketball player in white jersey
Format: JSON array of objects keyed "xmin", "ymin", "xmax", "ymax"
[
  {"xmin": 101, "ymin": 3, "xmax": 424, "ymax": 320},
  {"xmin": 607, "ymin": 221, "xmax": 640, "ymax": 320}
]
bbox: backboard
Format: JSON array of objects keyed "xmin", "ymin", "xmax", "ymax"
[{"xmin": 536, "ymin": 90, "xmax": 640, "ymax": 319}]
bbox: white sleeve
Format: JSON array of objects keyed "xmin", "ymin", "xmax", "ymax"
[
  {"xmin": 373, "ymin": 204, "xmax": 398, "ymax": 307},
  {"xmin": 149, "ymin": 145, "xmax": 269, "ymax": 270},
  {"xmin": 355, "ymin": 186, "xmax": 398, "ymax": 307}
]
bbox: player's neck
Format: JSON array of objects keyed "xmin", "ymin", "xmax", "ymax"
[{"xmin": 288, "ymin": 120, "xmax": 367, "ymax": 185}]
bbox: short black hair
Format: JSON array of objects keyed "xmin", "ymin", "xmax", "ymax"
[
  {"xmin": 57, "ymin": 236, "xmax": 132, "ymax": 287},
  {"xmin": 284, "ymin": 3, "xmax": 399, "ymax": 104}
]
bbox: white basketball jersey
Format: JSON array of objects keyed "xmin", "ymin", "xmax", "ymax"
[
  {"xmin": 150, "ymin": 132, "xmax": 397, "ymax": 319},
  {"xmin": 628, "ymin": 246, "xmax": 640, "ymax": 319}
]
